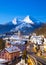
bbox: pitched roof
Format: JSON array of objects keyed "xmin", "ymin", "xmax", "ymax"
[{"xmin": 5, "ymin": 46, "xmax": 20, "ymax": 53}]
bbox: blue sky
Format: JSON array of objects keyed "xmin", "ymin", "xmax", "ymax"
[{"xmin": 0, "ymin": 0, "xmax": 46, "ymax": 24}]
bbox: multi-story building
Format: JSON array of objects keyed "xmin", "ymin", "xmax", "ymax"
[{"xmin": 0, "ymin": 46, "xmax": 20, "ymax": 62}]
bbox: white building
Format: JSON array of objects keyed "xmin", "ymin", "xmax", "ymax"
[
  {"xmin": 44, "ymin": 38, "xmax": 46, "ymax": 44},
  {"xmin": 30, "ymin": 35, "xmax": 43, "ymax": 45}
]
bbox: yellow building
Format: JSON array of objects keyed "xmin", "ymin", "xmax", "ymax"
[{"xmin": 44, "ymin": 44, "xmax": 46, "ymax": 52}]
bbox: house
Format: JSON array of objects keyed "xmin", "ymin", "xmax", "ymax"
[
  {"xmin": 43, "ymin": 44, "xmax": 46, "ymax": 52},
  {"xmin": 4, "ymin": 46, "xmax": 21, "ymax": 61},
  {"xmin": 40, "ymin": 44, "xmax": 44, "ymax": 52},
  {"xmin": 30, "ymin": 35, "xmax": 44, "ymax": 45},
  {"xmin": 44, "ymin": 38, "xmax": 46, "ymax": 44},
  {"xmin": 43, "ymin": 38, "xmax": 46, "ymax": 51},
  {"xmin": 10, "ymin": 35, "xmax": 20, "ymax": 41}
]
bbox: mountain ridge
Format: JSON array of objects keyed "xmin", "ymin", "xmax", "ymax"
[{"xmin": 0, "ymin": 15, "xmax": 43, "ymax": 34}]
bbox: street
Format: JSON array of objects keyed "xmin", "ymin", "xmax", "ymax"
[
  {"xmin": 29, "ymin": 52, "xmax": 46, "ymax": 65},
  {"xmin": 33, "ymin": 55, "xmax": 46, "ymax": 65}
]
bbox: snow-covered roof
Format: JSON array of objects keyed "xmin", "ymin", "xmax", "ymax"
[
  {"xmin": 10, "ymin": 41, "xmax": 21, "ymax": 45},
  {"xmin": 10, "ymin": 41, "xmax": 25, "ymax": 45},
  {"xmin": 5, "ymin": 46, "xmax": 20, "ymax": 53},
  {"xmin": 31, "ymin": 36, "xmax": 43, "ymax": 40},
  {"xmin": 10, "ymin": 35, "xmax": 20, "ymax": 39}
]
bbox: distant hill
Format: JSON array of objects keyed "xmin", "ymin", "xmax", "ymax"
[{"xmin": 34, "ymin": 23, "xmax": 46, "ymax": 37}]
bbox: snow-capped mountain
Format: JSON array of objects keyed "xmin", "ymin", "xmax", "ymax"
[
  {"xmin": 0, "ymin": 15, "xmax": 42, "ymax": 34},
  {"xmin": 12, "ymin": 18, "xmax": 17, "ymax": 25},
  {"xmin": 6, "ymin": 15, "xmax": 41, "ymax": 26},
  {"xmin": 9, "ymin": 15, "xmax": 42, "ymax": 35},
  {"xmin": 6, "ymin": 18, "xmax": 17, "ymax": 25},
  {"xmin": 22, "ymin": 16, "xmax": 34, "ymax": 24}
]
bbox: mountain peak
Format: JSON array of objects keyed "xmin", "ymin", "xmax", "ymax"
[
  {"xmin": 12, "ymin": 18, "xmax": 17, "ymax": 25},
  {"xmin": 22, "ymin": 15, "xmax": 34, "ymax": 24}
]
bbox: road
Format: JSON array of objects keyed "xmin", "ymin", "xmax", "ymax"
[
  {"xmin": 33, "ymin": 55, "xmax": 46, "ymax": 65},
  {"xmin": 28, "ymin": 42, "xmax": 46, "ymax": 65},
  {"xmin": 28, "ymin": 52, "xmax": 46, "ymax": 65}
]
